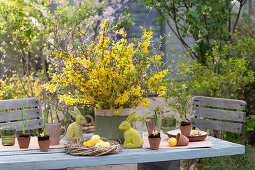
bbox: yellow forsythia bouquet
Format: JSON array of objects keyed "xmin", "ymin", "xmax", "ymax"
[{"xmin": 44, "ymin": 19, "xmax": 168, "ymax": 114}]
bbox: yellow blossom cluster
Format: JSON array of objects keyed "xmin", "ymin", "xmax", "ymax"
[
  {"xmin": 44, "ymin": 19, "xmax": 168, "ymax": 114},
  {"xmin": 0, "ymin": 71, "xmax": 43, "ymax": 100}
]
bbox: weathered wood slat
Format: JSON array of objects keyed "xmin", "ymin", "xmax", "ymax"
[
  {"xmin": 192, "ymin": 107, "xmax": 246, "ymax": 122},
  {"xmin": 0, "ymin": 108, "xmax": 42, "ymax": 122},
  {"xmin": 192, "ymin": 96, "xmax": 247, "ymax": 110},
  {"xmin": 191, "ymin": 118, "xmax": 244, "ymax": 133},
  {"xmin": 0, "ymin": 119, "xmax": 43, "ymax": 131},
  {"xmin": 0, "ymin": 98, "xmax": 40, "ymax": 110}
]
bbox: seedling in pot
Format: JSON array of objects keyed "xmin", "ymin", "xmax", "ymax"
[{"xmin": 17, "ymin": 106, "xmax": 31, "ymax": 149}]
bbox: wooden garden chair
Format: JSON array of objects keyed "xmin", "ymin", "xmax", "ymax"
[
  {"xmin": 191, "ymin": 96, "xmax": 247, "ymax": 170},
  {"xmin": 0, "ymin": 98, "xmax": 43, "ymax": 132}
]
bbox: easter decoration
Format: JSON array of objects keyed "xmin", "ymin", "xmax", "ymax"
[
  {"xmin": 146, "ymin": 109, "xmax": 161, "ymax": 150},
  {"xmin": 65, "ymin": 107, "xmax": 87, "ymax": 140},
  {"xmin": 119, "ymin": 112, "xmax": 143, "ymax": 148},
  {"xmin": 64, "ymin": 134, "xmax": 121, "ymax": 156}
]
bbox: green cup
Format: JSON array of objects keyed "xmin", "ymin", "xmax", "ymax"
[{"xmin": 1, "ymin": 127, "xmax": 16, "ymax": 146}]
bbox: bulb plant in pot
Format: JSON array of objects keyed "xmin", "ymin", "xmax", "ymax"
[
  {"xmin": 44, "ymin": 19, "xmax": 168, "ymax": 142},
  {"xmin": 147, "ymin": 109, "xmax": 161, "ymax": 150},
  {"xmin": 38, "ymin": 109, "xmax": 50, "ymax": 152},
  {"xmin": 17, "ymin": 107, "xmax": 31, "ymax": 149},
  {"xmin": 164, "ymin": 80, "xmax": 192, "ymax": 137}
]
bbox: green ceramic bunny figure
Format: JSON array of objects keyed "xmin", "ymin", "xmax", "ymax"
[
  {"xmin": 119, "ymin": 112, "xmax": 143, "ymax": 148},
  {"xmin": 65, "ymin": 106, "xmax": 87, "ymax": 140}
]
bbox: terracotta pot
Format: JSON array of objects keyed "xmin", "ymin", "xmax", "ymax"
[
  {"xmin": 17, "ymin": 135, "xmax": 31, "ymax": 149},
  {"xmin": 38, "ymin": 140, "xmax": 50, "ymax": 152},
  {"xmin": 148, "ymin": 137, "xmax": 161, "ymax": 150},
  {"xmin": 176, "ymin": 133, "xmax": 189, "ymax": 146},
  {"xmin": 179, "ymin": 124, "xmax": 192, "ymax": 137},
  {"xmin": 45, "ymin": 123, "xmax": 66, "ymax": 146}
]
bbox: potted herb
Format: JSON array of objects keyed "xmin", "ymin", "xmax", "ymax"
[
  {"xmin": 147, "ymin": 109, "xmax": 161, "ymax": 150},
  {"xmin": 164, "ymin": 80, "xmax": 192, "ymax": 137},
  {"xmin": 38, "ymin": 109, "xmax": 50, "ymax": 152},
  {"xmin": 17, "ymin": 107, "xmax": 31, "ymax": 149}
]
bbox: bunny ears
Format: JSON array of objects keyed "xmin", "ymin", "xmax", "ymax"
[
  {"xmin": 69, "ymin": 106, "xmax": 82, "ymax": 118},
  {"xmin": 126, "ymin": 112, "xmax": 139, "ymax": 124}
]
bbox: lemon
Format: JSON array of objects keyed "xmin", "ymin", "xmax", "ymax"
[
  {"xmin": 102, "ymin": 142, "xmax": 111, "ymax": 147},
  {"xmin": 168, "ymin": 137, "xmax": 177, "ymax": 147},
  {"xmin": 83, "ymin": 140, "xmax": 94, "ymax": 146},
  {"xmin": 90, "ymin": 135, "xmax": 100, "ymax": 144}
]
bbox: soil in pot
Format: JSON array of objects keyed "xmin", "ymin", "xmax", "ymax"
[
  {"xmin": 179, "ymin": 119, "xmax": 192, "ymax": 137},
  {"xmin": 17, "ymin": 133, "xmax": 31, "ymax": 149},
  {"xmin": 148, "ymin": 133, "xmax": 161, "ymax": 150},
  {"xmin": 38, "ymin": 135, "xmax": 50, "ymax": 152}
]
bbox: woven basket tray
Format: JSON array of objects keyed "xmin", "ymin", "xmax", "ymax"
[{"xmin": 64, "ymin": 138, "xmax": 121, "ymax": 156}]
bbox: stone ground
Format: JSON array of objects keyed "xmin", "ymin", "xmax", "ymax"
[{"xmin": 68, "ymin": 97, "xmax": 195, "ymax": 170}]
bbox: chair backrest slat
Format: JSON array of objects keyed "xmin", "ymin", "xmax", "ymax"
[
  {"xmin": 191, "ymin": 96, "xmax": 247, "ymax": 134},
  {"xmin": 0, "ymin": 108, "xmax": 42, "ymax": 122},
  {"xmin": 192, "ymin": 106, "xmax": 245, "ymax": 122},
  {"xmin": 191, "ymin": 118, "xmax": 243, "ymax": 134},
  {"xmin": 0, "ymin": 98, "xmax": 43, "ymax": 131},
  {"xmin": 192, "ymin": 96, "xmax": 246, "ymax": 110},
  {"xmin": 0, "ymin": 98, "xmax": 40, "ymax": 111},
  {"xmin": 0, "ymin": 119, "xmax": 43, "ymax": 131}
]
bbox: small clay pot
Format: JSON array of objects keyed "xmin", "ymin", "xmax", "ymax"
[
  {"xmin": 176, "ymin": 133, "xmax": 189, "ymax": 146},
  {"xmin": 179, "ymin": 124, "xmax": 192, "ymax": 137},
  {"xmin": 38, "ymin": 135, "xmax": 50, "ymax": 152},
  {"xmin": 179, "ymin": 119, "xmax": 192, "ymax": 137},
  {"xmin": 17, "ymin": 134, "xmax": 31, "ymax": 149},
  {"xmin": 148, "ymin": 137, "xmax": 161, "ymax": 150}
]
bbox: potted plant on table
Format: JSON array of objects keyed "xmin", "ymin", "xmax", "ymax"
[
  {"xmin": 44, "ymin": 19, "xmax": 168, "ymax": 142},
  {"xmin": 17, "ymin": 107, "xmax": 31, "ymax": 149},
  {"xmin": 164, "ymin": 80, "xmax": 192, "ymax": 137},
  {"xmin": 38, "ymin": 109, "xmax": 50, "ymax": 152},
  {"xmin": 147, "ymin": 109, "xmax": 161, "ymax": 150}
]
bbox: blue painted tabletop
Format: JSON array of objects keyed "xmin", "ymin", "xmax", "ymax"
[{"xmin": 0, "ymin": 136, "xmax": 244, "ymax": 170}]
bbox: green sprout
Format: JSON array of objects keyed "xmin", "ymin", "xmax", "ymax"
[{"xmin": 21, "ymin": 106, "xmax": 28, "ymax": 134}]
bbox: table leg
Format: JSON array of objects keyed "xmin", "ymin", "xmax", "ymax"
[{"xmin": 137, "ymin": 160, "xmax": 180, "ymax": 170}]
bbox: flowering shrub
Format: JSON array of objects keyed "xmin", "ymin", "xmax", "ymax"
[
  {"xmin": 0, "ymin": 71, "xmax": 43, "ymax": 100},
  {"xmin": 45, "ymin": 20, "xmax": 168, "ymax": 114}
]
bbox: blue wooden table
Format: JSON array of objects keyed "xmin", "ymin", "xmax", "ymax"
[{"xmin": 0, "ymin": 136, "xmax": 244, "ymax": 170}]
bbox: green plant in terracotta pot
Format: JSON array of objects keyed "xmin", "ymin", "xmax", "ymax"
[
  {"xmin": 44, "ymin": 19, "xmax": 168, "ymax": 142},
  {"xmin": 147, "ymin": 109, "xmax": 161, "ymax": 150},
  {"xmin": 38, "ymin": 109, "xmax": 50, "ymax": 152},
  {"xmin": 164, "ymin": 80, "xmax": 192, "ymax": 137},
  {"xmin": 17, "ymin": 107, "xmax": 31, "ymax": 149}
]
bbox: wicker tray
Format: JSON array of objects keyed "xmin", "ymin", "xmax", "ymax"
[{"xmin": 64, "ymin": 138, "xmax": 121, "ymax": 156}]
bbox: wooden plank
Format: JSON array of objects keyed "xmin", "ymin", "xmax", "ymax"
[
  {"xmin": 0, "ymin": 98, "xmax": 40, "ymax": 110},
  {"xmin": 192, "ymin": 107, "xmax": 246, "ymax": 122},
  {"xmin": 191, "ymin": 118, "xmax": 244, "ymax": 133},
  {"xmin": 0, "ymin": 136, "xmax": 245, "ymax": 170},
  {"xmin": 0, "ymin": 108, "xmax": 42, "ymax": 122},
  {"xmin": 0, "ymin": 119, "xmax": 43, "ymax": 131},
  {"xmin": 192, "ymin": 96, "xmax": 247, "ymax": 110}
]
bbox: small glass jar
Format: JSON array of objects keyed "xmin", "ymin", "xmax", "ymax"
[{"xmin": 1, "ymin": 127, "xmax": 16, "ymax": 146}]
